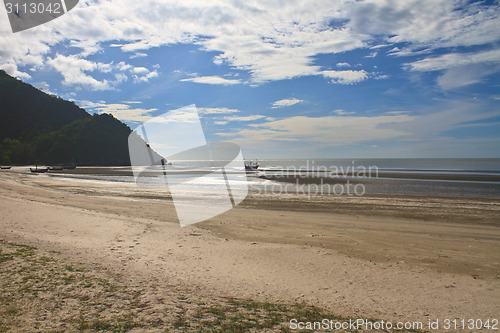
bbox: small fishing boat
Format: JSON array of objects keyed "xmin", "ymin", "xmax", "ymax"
[
  {"xmin": 48, "ymin": 166, "xmax": 64, "ymax": 171},
  {"xmin": 30, "ymin": 165, "xmax": 48, "ymax": 173},
  {"xmin": 245, "ymin": 160, "xmax": 260, "ymax": 171},
  {"xmin": 0, "ymin": 166, "xmax": 11, "ymax": 170}
]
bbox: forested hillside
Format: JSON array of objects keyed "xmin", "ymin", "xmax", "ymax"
[{"xmin": 0, "ymin": 70, "xmax": 132, "ymax": 165}]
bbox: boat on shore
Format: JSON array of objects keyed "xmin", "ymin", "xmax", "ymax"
[
  {"xmin": 245, "ymin": 160, "xmax": 260, "ymax": 171},
  {"xmin": 0, "ymin": 166, "xmax": 11, "ymax": 170},
  {"xmin": 48, "ymin": 166, "xmax": 64, "ymax": 171},
  {"xmin": 30, "ymin": 165, "xmax": 48, "ymax": 173}
]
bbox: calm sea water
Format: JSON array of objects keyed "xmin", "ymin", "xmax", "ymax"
[
  {"xmin": 257, "ymin": 158, "xmax": 500, "ymax": 172},
  {"xmin": 253, "ymin": 158, "xmax": 500, "ymax": 197}
]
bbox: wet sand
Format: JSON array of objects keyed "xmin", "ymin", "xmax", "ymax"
[
  {"xmin": 0, "ymin": 170, "xmax": 499, "ymax": 330},
  {"xmin": 260, "ymin": 172, "xmax": 500, "ymax": 182}
]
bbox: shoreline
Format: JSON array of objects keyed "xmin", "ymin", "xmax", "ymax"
[
  {"xmin": 0, "ymin": 171, "xmax": 499, "ymax": 330},
  {"xmin": 5, "ymin": 165, "xmax": 500, "ymax": 200},
  {"xmin": 4, "ymin": 170, "xmax": 500, "ymax": 225},
  {"xmin": 6, "ymin": 165, "xmax": 500, "ymax": 182}
]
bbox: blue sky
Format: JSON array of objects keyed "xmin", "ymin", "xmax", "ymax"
[{"xmin": 1, "ymin": 0, "xmax": 499, "ymax": 158}]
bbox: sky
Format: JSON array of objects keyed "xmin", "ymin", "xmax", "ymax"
[{"xmin": 1, "ymin": 0, "xmax": 499, "ymax": 158}]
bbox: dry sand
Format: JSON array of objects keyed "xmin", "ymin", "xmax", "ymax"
[{"xmin": 0, "ymin": 169, "xmax": 499, "ymax": 331}]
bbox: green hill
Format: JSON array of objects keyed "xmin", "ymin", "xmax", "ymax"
[{"xmin": 0, "ymin": 70, "xmax": 133, "ymax": 166}]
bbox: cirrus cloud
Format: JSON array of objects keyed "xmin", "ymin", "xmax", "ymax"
[
  {"xmin": 180, "ymin": 75, "xmax": 242, "ymax": 85},
  {"xmin": 271, "ymin": 98, "xmax": 303, "ymax": 108}
]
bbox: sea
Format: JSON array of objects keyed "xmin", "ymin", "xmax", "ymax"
[
  {"xmin": 254, "ymin": 158, "xmax": 500, "ymax": 197},
  {"xmin": 41, "ymin": 158, "xmax": 500, "ymax": 198}
]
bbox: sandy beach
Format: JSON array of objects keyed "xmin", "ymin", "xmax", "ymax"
[{"xmin": 0, "ymin": 169, "xmax": 499, "ymax": 331}]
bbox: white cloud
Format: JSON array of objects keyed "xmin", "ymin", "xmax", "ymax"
[
  {"xmin": 406, "ymin": 49, "xmax": 500, "ymax": 89},
  {"xmin": 78, "ymin": 100, "xmax": 103, "ymax": 109},
  {"xmin": 133, "ymin": 70, "xmax": 158, "ymax": 83},
  {"xmin": 130, "ymin": 52, "xmax": 148, "ymax": 59},
  {"xmin": 46, "ymin": 54, "xmax": 115, "ymax": 90},
  {"xmin": 217, "ymin": 114, "xmax": 413, "ymax": 145},
  {"xmin": 388, "ymin": 102, "xmax": 500, "ymax": 137},
  {"xmin": 145, "ymin": 108, "xmax": 200, "ymax": 124},
  {"xmin": 437, "ymin": 65, "xmax": 493, "ymax": 90},
  {"xmin": 346, "ymin": 0, "xmax": 500, "ymax": 91},
  {"xmin": 198, "ymin": 107, "xmax": 240, "ymax": 114},
  {"xmin": 336, "ymin": 62, "xmax": 351, "ymax": 68},
  {"xmin": 44, "ymin": 54, "xmax": 159, "ymax": 89},
  {"xmin": 131, "ymin": 67, "xmax": 149, "ymax": 74},
  {"xmin": 347, "ymin": 0, "xmax": 500, "ymax": 50},
  {"xmin": 321, "ymin": 70, "xmax": 369, "ymax": 85},
  {"xmin": 406, "ymin": 49, "xmax": 500, "ymax": 72},
  {"xmin": 388, "ymin": 46, "xmax": 432, "ymax": 57},
  {"xmin": 69, "ymin": 40, "xmax": 102, "ymax": 57},
  {"xmin": 180, "ymin": 75, "xmax": 242, "ymax": 85},
  {"xmin": 81, "ymin": 101, "xmax": 157, "ymax": 122},
  {"xmin": 371, "ymin": 44, "xmax": 391, "ymax": 49},
  {"xmin": 114, "ymin": 73, "xmax": 128, "ymax": 84},
  {"xmin": 333, "ymin": 109, "xmax": 355, "ymax": 115},
  {"xmin": 96, "ymin": 62, "xmax": 113, "ymax": 73},
  {"xmin": 0, "ymin": 63, "xmax": 31, "ymax": 80},
  {"xmin": 271, "ymin": 98, "xmax": 303, "ymax": 108},
  {"xmin": 224, "ymin": 115, "xmax": 266, "ymax": 122},
  {"xmin": 118, "ymin": 62, "xmax": 133, "ymax": 71}
]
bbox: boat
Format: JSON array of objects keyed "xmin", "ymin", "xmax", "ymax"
[
  {"xmin": 30, "ymin": 168, "xmax": 48, "ymax": 173},
  {"xmin": 245, "ymin": 160, "xmax": 260, "ymax": 171},
  {"xmin": 0, "ymin": 166, "xmax": 11, "ymax": 170},
  {"xmin": 48, "ymin": 166, "xmax": 64, "ymax": 171},
  {"xmin": 30, "ymin": 165, "xmax": 48, "ymax": 173}
]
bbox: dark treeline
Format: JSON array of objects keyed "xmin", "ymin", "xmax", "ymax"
[{"xmin": 0, "ymin": 70, "xmax": 132, "ymax": 166}]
